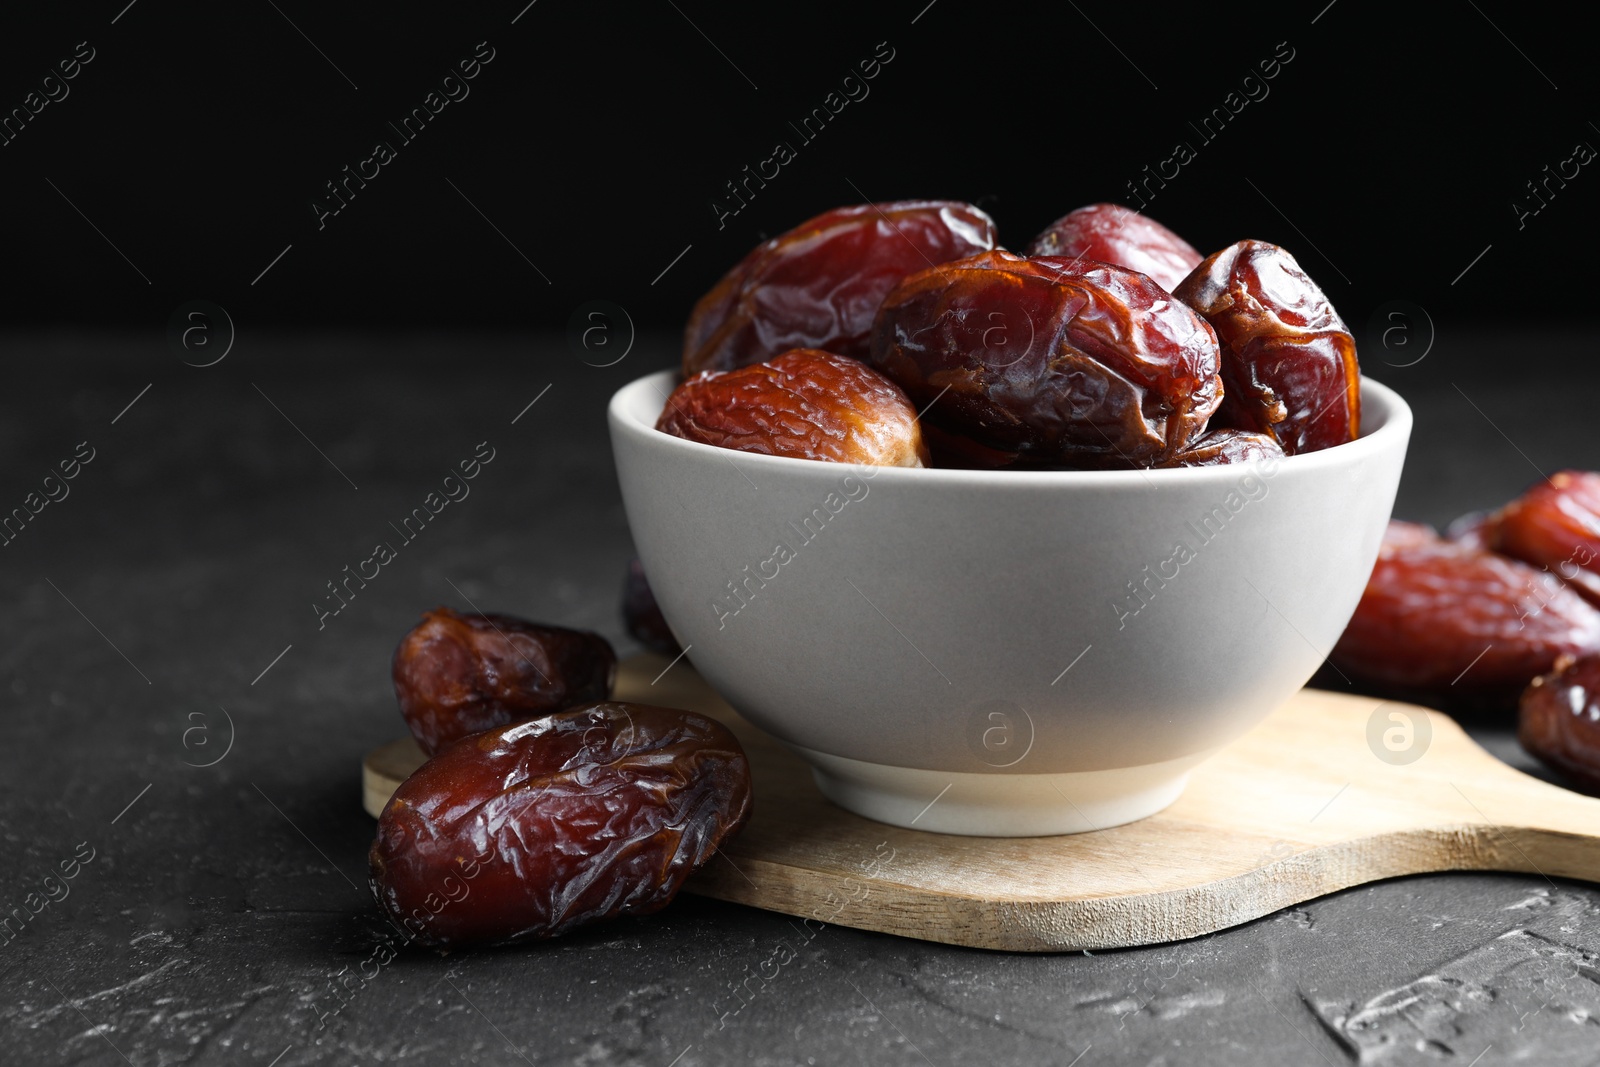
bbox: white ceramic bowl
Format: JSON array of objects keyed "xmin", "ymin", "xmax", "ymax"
[{"xmin": 609, "ymin": 370, "xmax": 1411, "ymax": 836}]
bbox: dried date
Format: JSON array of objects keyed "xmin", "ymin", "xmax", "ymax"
[
  {"xmin": 868, "ymin": 250, "xmax": 1222, "ymax": 467},
  {"xmin": 683, "ymin": 200, "xmax": 996, "ymax": 377},
  {"xmin": 1484, "ymin": 471, "xmax": 1600, "ymax": 606},
  {"xmin": 1026, "ymin": 202, "xmax": 1202, "ymax": 291},
  {"xmin": 1157, "ymin": 428, "xmax": 1284, "ymax": 468},
  {"xmin": 393, "ymin": 607, "xmax": 616, "ymax": 756},
  {"xmin": 369, "ymin": 702, "xmax": 753, "ymax": 947},
  {"xmin": 1328, "ymin": 521, "xmax": 1600, "ymax": 708},
  {"xmin": 1174, "ymin": 240, "xmax": 1359, "ymax": 455},
  {"xmin": 623, "ymin": 558, "xmax": 681, "ymax": 657},
  {"xmin": 657, "ymin": 348, "xmax": 929, "ymax": 466},
  {"xmin": 1520, "ymin": 653, "xmax": 1600, "ymax": 792}
]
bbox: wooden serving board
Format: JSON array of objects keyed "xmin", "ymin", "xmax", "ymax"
[{"xmin": 363, "ymin": 653, "xmax": 1600, "ymax": 952}]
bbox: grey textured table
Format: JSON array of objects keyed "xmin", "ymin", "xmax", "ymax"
[{"xmin": 4, "ymin": 331, "xmax": 1599, "ymax": 1066}]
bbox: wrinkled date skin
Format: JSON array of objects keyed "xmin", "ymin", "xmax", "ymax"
[
  {"xmin": 393, "ymin": 607, "xmax": 616, "ymax": 756},
  {"xmin": 369, "ymin": 703, "xmax": 753, "ymax": 947},
  {"xmin": 1520, "ymin": 654, "xmax": 1600, "ymax": 792},
  {"xmin": 1026, "ymin": 203, "xmax": 1203, "ymax": 292},
  {"xmin": 1485, "ymin": 471, "xmax": 1600, "ymax": 605},
  {"xmin": 1157, "ymin": 428, "xmax": 1284, "ymax": 468},
  {"xmin": 623, "ymin": 558, "xmax": 681, "ymax": 657},
  {"xmin": 657, "ymin": 348, "xmax": 929, "ymax": 466},
  {"xmin": 1329, "ymin": 521, "xmax": 1600, "ymax": 708},
  {"xmin": 1174, "ymin": 240, "xmax": 1359, "ymax": 455},
  {"xmin": 683, "ymin": 200, "xmax": 997, "ymax": 377},
  {"xmin": 869, "ymin": 250, "xmax": 1222, "ymax": 467}
]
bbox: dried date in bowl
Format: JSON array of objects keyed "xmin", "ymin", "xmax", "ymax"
[
  {"xmin": 1174, "ymin": 239, "xmax": 1358, "ymax": 455},
  {"xmin": 1026, "ymin": 202, "xmax": 1202, "ymax": 292},
  {"xmin": 868, "ymin": 250, "xmax": 1222, "ymax": 467},
  {"xmin": 369, "ymin": 702, "xmax": 753, "ymax": 947},
  {"xmin": 657, "ymin": 348, "xmax": 928, "ymax": 467},
  {"xmin": 1156, "ymin": 428, "xmax": 1283, "ymax": 469},
  {"xmin": 1520, "ymin": 653, "xmax": 1600, "ymax": 793},
  {"xmin": 392, "ymin": 607, "xmax": 616, "ymax": 756},
  {"xmin": 682, "ymin": 200, "xmax": 996, "ymax": 377},
  {"xmin": 1328, "ymin": 521, "xmax": 1600, "ymax": 709}
]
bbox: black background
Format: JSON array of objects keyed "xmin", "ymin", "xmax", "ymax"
[{"xmin": 1, "ymin": 0, "xmax": 1593, "ymax": 350}]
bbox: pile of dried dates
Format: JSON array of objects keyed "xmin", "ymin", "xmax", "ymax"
[
  {"xmin": 1327, "ymin": 471, "xmax": 1600, "ymax": 790},
  {"xmin": 659, "ymin": 199, "xmax": 1360, "ymax": 469},
  {"xmin": 370, "ymin": 606, "xmax": 751, "ymax": 947}
]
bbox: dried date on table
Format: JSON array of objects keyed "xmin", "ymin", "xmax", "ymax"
[
  {"xmin": 682, "ymin": 200, "xmax": 996, "ymax": 377},
  {"xmin": 869, "ymin": 250, "xmax": 1222, "ymax": 467},
  {"xmin": 1484, "ymin": 471, "xmax": 1600, "ymax": 606},
  {"xmin": 1174, "ymin": 240, "xmax": 1358, "ymax": 455},
  {"xmin": 1520, "ymin": 653, "xmax": 1600, "ymax": 793},
  {"xmin": 658, "ymin": 348, "xmax": 929, "ymax": 467},
  {"xmin": 393, "ymin": 607, "xmax": 616, "ymax": 756},
  {"xmin": 369, "ymin": 702, "xmax": 753, "ymax": 947},
  {"xmin": 1026, "ymin": 202, "xmax": 1202, "ymax": 291},
  {"xmin": 1328, "ymin": 521, "xmax": 1600, "ymax": 709}
]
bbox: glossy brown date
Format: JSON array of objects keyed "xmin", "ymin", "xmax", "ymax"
[
  {"xmin": 1174, "ymin": 240, "xmax": 1359, "ymax": 455},
  {"xmin": 1484, "ymin": 471, "xmax": 1600, "ymax": 606},
  {"xmin": 1520, "ymin": 653, "xmax": 1600, "ymax": 792},
  {"xmin": 623, "ymin": 558, "xmax": 681, "ymax": 657},
  {"xmin": 1157, "ymin": 428, "xmax": 1284, "ymax": 468},
  {"xmin": 1328, "ymin": 521, "xmax": 1600, "ymax": 708},
  {"xmin": 683, "ymin": 200, "xmax": 996, "ymax": 377},
  {"xmin": 657, "ymin": 349, "xmax": 929, "ymax": 467},
  {"xmin": 393, "ymin": 607, "xmax": 616, "ymax": 756},
  {"xmin": 1026, "ymin": 202, "xmax": 1202, "ymax": 292},
  {"xmin": 869, "ymin": 250, "xmax": 1222, "ymax": 467},
  {"xmin": 369, "ymin": 702, "xmax": 752, "ymax": 947}
]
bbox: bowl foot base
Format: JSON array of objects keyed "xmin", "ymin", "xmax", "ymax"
[{"xmin": 798, "ymin": 747, "xmax": 1209, "ymax": 837}]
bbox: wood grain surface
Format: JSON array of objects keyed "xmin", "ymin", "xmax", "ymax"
[{"xmin": 363, "ymin": 653, "xmax": 1600, "ymax": 952}]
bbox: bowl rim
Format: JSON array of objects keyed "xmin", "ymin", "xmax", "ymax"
[{"xmin": 609, "ymin": 368, "xmax": 1412, "ymax": 486}]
